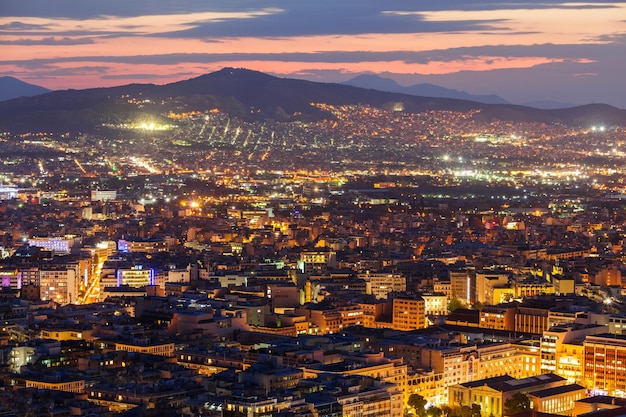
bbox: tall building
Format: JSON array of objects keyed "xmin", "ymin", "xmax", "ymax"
[
  {"xmin": 449, "ymin": 270, "xmax": 476, "ymax": 305},
  {"xmin": 541, "ymin": 324, "xmax": 606, "ymax": 383},
  {"xmin": 583, "ymin": 333, "xmax": 626, "ymax": 396},
  {"xmin": 39, "ymin": 266, "xmax": 79, "ymax": 305},
  {"xmin": 392, "ymin": 295, "xmax": 425, "ymax": 330}
]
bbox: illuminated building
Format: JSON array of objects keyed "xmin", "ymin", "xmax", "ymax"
[
  {"xmin": 448, "ymin": 373, "xmax": 566, "ymax": 417},
  {"xmin": 24, "ymin": 378, "xmax": 85, "ymax": 394},
  {"xmin": 476, "ymin": 271, "xmax": 509, "ymax": 306},
  {"xmin": 422, "ymin": 293, "xmax": 448, "ymax": 317},
  {"xmin": 300, "ymin": 250, "xmax": 337, "ymax": 273},
  {"xmin": 299, "ymin": 304, "xmax": 365, "ymax": 335},
  {"xmin": 355, "ymin": 299, "xmax": 393, "ymax": 328},
  {"xmin": 480, "ymin": 305, "xmax": 516, "ymax": 331},
  {"xmin": 465, "ymin": 343, "xmax": 541, "ymax": 382},
  {"xmin": 100, "ymin": 265, "xmax": 155, "ymax": 291},
  {"xmin": 404, "ymin": 342, "xmax": 541, "ymax": 404},
  {"xmin": 433, "ymin": 279, "xmax": 453, "ymax": 301},
  {"xmin": 40, "ymin": 328, "xmax": 91, "ymax": 341},
  {"xmin": 541, "ymin": 324, "xmax": 606, "ymax": 383},
  {"xmin": 0, "ymin": 186, "xmax": 18, "ymax": 200},
  {"xmin": 358, "ymin": 272, "xmax": 406, "ymax": 300},
  {"xmin": 583, "ymin": 334, "xmax": 626, "ymax": 396},
  {"xmin": 28, "ymin": 235, "xmax": 80, "ymax": 254},
  {"xmin": 552, "ymin": 276, "xmax": 575, "ymax": 295},
  {"xmin": 113, "ymin": 341, "xmax": 174, "ymax": 356},
  {"xmin": 392, "ymin": 295, "xmax": 425, "ymax": 330},
  {"xmin": 39, "ymin": 266, "xmax": 80, "ymax": 305},
  {"xmin": 407, "ymin": 371, "xmax": 446, "ymax": 406},
  {"xmin": 0, "ymin": 267, "xmax": 21, "ymax": 289},
  {"xmin": 515, "ymin": 281, "xmax": 556, "ymax": 298},
  {"xmin": 527, "ymin": 384, "xmax": 586, "ymax": 415},
  {"xmin": 302, "ymin": 353, "xmax": 406, "ymax": 409},
  {"xmin": 90, "ymin": 190, "xmax": 117, "ymax": 202},
  {"xmin": 609, "ymin": 315, "xmax": 626, "ymax": 335},
  {"xmin": 117, "ymin": 237, "xmax": 169, "ymax": 254},
  {"xmin": 449, "ymin": 270, "xmax": 475, "ymax": 305},
  {"xmin": 515, "ymin": 306, "xmax": 550, "ymax": 334}
]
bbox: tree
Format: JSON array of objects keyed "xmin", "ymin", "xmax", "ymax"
[
  {"xmin": 504, "ymin": 393, "xmax": 531, "ymax": 415},
  {"xmin": 448, "ymin": 296, "xmax": 466, "ymax": 312},
  {"xmin": 428, "ymin": 406, "xmax": 443, "ymax": 417},
  {"xmin": 408, "ymin": 393, "xmax": 428, "ymax": 417},
  {"xmin": 470, "ymin": 403, "xmax": 481, "ymax": 417},
  {"xmin": 441, "ymin": 405, "xmax": 453, "ymax": 417}
]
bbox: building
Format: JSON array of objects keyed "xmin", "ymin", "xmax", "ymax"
[
  {"xmin": 527, "ymin": 384, "xmax": 586, "ymax": 415},
  {"xmin": 516, "ymin": 306, "xmax": 550, "ymax": 334},
  {"xmin": 358, "ymin": 272, "xmax": 406, "ymax": 300},
  {"xmin": 422, "ymin": 293, "xmax": 449, "ymax": 317},
  {"xmin": 392, "ymin": 295, "xmax": 425, "ymax": 330},
  {"xmin": 91, "ymin": 190, "xmax": 117, "ymax": 202},
  {"xmin": 480, "ymin": 304, "xmax": 516, "ymax": 331},
  {"xmin": 300, "ymin": 250, "xmax": 337, "ymax": 273},
  {"xmin": 449, "ymin": 270, "xmax": 476, "ymax": 305},
  {"xmin": 117, "ymin": 237, "xmax": 169, "ymax": 254},
  {"xmin": 39, "ymin": 265, "xmax": 80, "ymax": 305},
  {"xmin": 583, "ymin": 333, "xmax": 626, "ymax": 396},
  {"xmin": 476, "ymin": 271, "xmax": 510, "ymax": 306},
  {"xmin": 541, "ymin": 324, "xmax": 606, "ymax": 384},
  {"xmin": 101, "ymin": 265, "xmax": 156, "ymax": 290},
  {"xmin": 449, "ymin": 373, "xmax": 567, "ymax": 417},
  {"xmin": 28, "ymin": 235, "xmax": 81, "ymax": 254}
]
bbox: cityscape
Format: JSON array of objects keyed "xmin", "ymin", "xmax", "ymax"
[
  {"xmin": 3, "ymin": 1, "xmax": 626, "ymax": 417},
  {"xmin": 1, "ymin": 72, "xmax": 626, "ymax": 416}
]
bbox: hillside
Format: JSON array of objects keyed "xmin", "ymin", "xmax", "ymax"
[{"xmin": 0, "ymin": 68, "xmax": 624, "ymax": 133}]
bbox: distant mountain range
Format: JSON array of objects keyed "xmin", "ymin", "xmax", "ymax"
[
  {"xmin": 0, "ymin": 68, "xmax": 624, "ymax": 133},
  {"xmin": 342, "ymin": 74, "xmax": 510, "ymax": 105},
  {"xmin": 0, "ymin": 76, "xmax": 50, "ymax": 102},
  {"xmin": 342, "ymin": 74, "xmax": 583, "ymax": 109}
]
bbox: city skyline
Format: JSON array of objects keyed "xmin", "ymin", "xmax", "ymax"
[{"xmin": 1, "ymin": 0, "xmax": 626, "ymax": 108}]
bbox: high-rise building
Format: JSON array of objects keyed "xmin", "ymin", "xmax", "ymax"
[
  {"xmin": 449, "ymin": 270, "xmax": 476, "ymax": 305},
  {"xmin": 39, "ymin": 266, "xmax": 79, "ymax": 305},
  {"xmin": 583, "ymin": 333, "xmax": 626, "ymax": 396}
]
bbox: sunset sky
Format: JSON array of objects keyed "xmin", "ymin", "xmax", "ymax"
[{"xmin": 1, "ymin": 0, "xmax": 626, "ymax": 107}]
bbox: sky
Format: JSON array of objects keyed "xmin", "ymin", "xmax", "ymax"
[{"xmin": 1, "ymin": 0, "xmax": 626, "ymax": 107}]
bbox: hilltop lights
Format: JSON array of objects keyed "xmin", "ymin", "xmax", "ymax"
[
  {"xmin": 133, "ymin": 120, "xmax": 174, "ymax": 131},
  {"xmin": 139, "ymin": 122, "xmax": 156, "ymax": 131}
]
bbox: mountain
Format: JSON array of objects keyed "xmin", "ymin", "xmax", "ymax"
[
  {"xmin": 0, "ymin": 76, "xmax": 50, "ymax": 102},
  {"xmin": 0, "ymin": 68, "xmax": 625, "ymax": 133},
  {"xmin": 522, "ymin": 100, "xmax": 581, "ymax": 109},
  {"xmin": 343, "ymin": 74, "xmax": 509, "ymax": 105}
]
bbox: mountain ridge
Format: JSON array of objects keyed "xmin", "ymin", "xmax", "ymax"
[
  {"xmin": 0, "ymin": 68, "xmax": 624, "ymax": 133},
  {"xmin": 342, "ymin": 74, "xmax": 510, "ymax": 105},
  {"xmin": 0, "ymin": 76, "xmax": 51, "ymax": 102}
]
